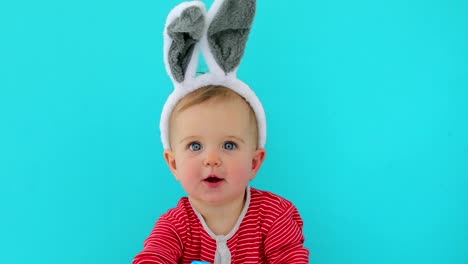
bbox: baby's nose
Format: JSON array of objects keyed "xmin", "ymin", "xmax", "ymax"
[{"xmin": 203, "ymin": 151, "xmax": 221, "ymax": 167}]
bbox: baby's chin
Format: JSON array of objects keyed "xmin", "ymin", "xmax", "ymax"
[{"xmin": 189, "ymin": 191, "xmax": 245, "ymax": 207}]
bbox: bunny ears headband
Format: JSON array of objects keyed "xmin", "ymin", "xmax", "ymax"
[{"xmin": 160, "ymin": 0, "xmax": 266, "ymax": 149}]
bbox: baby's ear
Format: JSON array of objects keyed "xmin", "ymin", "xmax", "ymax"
[
  {"xmin": 250, "ymin": 148, "xmax": 266, "ymax": 180},
  {"xmin": 163, "ymin": 149, "xmax": 178, "ymax": 180},
  {"xmin": 206, "ymin": 0, "xmax": 256, "ymax": 74},
  {"xmin": 164, "ymin": 2, "xmax": 206, "ymax": 84}
]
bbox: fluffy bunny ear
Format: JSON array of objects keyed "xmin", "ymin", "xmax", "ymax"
[
  {"xmin": 204, "ymin": 0, "xmax": 256, "ymax": 75},
  {"xmin": 164, "ymin": 2, "xmax": 206, "ymax": 84}
]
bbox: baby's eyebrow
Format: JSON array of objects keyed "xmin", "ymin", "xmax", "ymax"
[
  {"xmin": 226, "ymin": 136, "xmax": 245, "ymax": 144},
  {"xmin": 178, "ymin": 135, "xmax": 245, "ymax": 144},
  {"xmin": 179, "ymin": 136, "xmax": 200, "ymax": 144}
]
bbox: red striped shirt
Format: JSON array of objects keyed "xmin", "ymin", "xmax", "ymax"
[{"xmin": 133, "ymin": 187, "xmax": 309, "ymax": 263}]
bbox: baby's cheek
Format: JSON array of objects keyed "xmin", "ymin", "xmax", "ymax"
[
  {"xmin": 177, "ymin": 161, "xmax": 202, "ymax": 193},
  {"xmin": 179, "ymin": 161, "xmax": 200, "ymax": 177},
  {"xmin": 230, "ymin": 159, "xmax": 253, "ymax": 177}
]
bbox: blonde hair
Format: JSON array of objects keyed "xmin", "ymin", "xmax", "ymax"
[{"xmin": 170, "ymin": 85, "xmax": 258, "ymax": 146}]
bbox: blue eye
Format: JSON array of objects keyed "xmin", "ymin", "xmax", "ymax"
[
  {"xmin": 223, "ymin": 141, "xmax": 237, "ymax": 150},
  {"xmin": 189, "ymin": 142, "xmax": 202, "ymax": 151}
]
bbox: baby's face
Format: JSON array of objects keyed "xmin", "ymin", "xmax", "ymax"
[{"xmin": 164, "ymin": 97, "xmax": 265, "ymax": 207}]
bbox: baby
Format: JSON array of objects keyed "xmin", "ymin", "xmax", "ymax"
[
  {"xmin": 133, "ymin": 85, "xmax": 309, "ymax": 263},
  {"xmin": 133, "ymin": 0, "xmax": 309, "ymax": 263}
]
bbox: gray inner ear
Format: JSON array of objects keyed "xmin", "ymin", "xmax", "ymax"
[
  {"xmin": 167, "ymin": 6, "xmax": 205, "ymax": 83},
  {"xmin": 207, "ymin": 0, "xmax": 255, "ymax": 73}
]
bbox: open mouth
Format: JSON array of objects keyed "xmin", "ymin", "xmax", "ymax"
[{"xmin": 204, "ymin": 176, "xmax": 222, "ymax": 183}]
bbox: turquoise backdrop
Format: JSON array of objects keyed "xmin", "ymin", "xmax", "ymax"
[{"xmin": 1, "ymin": 0, "xmax": 467, "ymax": 263}]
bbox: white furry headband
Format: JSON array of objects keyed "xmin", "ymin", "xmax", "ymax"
[{"xmin": 160, "ymin": 0, "xmax": 266, "ymax": 150}]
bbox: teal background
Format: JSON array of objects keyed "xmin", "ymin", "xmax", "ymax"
[{"xmin": 1, "ymin": 0, "xmax": 467, "ymax": 263}]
